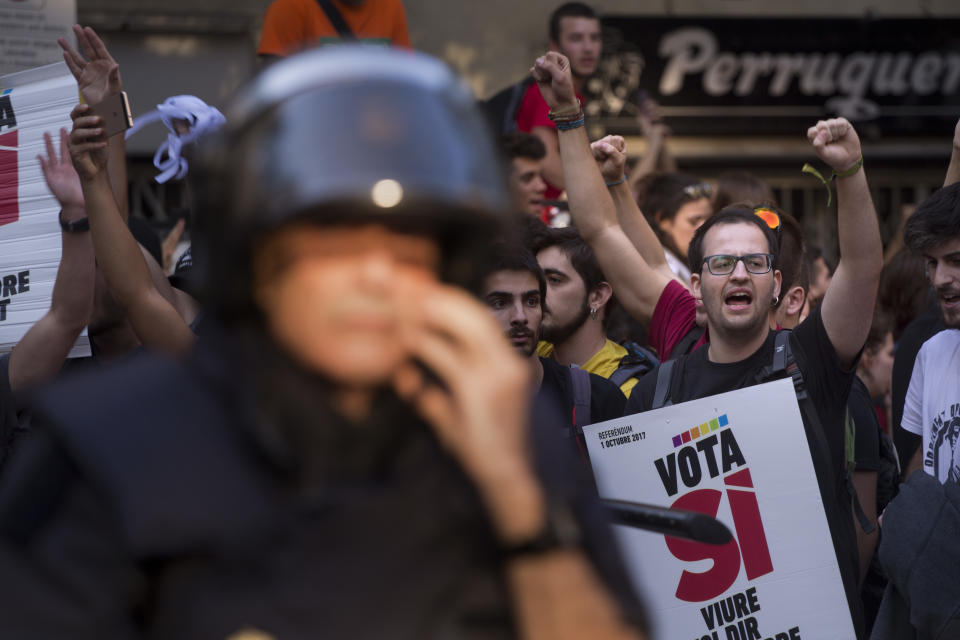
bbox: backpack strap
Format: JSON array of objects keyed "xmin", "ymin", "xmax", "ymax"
[
  {"xmin": 609, "ymin": 364, "xmax": 646, "ymax": 388},
  {"xmin": 652, "ymin": 359, "xmax": 678, "ymax": 409},
  {"xmin": 315, "ymin": 0, "xmax": 356, "ymax": 39},
  {"xmin": 569, "ymin": 366, "xmax": 592, "ymax": 436},
  {"xmin": 609, "ymin": 343, "xmax": 659, "ymax": 388},
  {"xmin": 771, "ymin": 332, "xmax": 876, "ymax": 534},
  {"xmin": 844, "ymin": 406, "xmax": 878, "ymax": 534},
  {"xmin": 503, "ymin": 78, "xmax": 533, "ymax": 135},
  {"xmin": 670, "ymin": 326, "xmax": 705, "ymax": 360}
]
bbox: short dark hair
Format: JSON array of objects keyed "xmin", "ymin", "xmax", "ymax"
[
  {"xmin": 502, "ymin": 132, "xmax": 546, "ymax": 161},
  {"xmin": 713, "ymin": 171, "xmax": 776, "ymax": 211},
  {"xmin": 530, "ymin": 226, "xmax": 604, "ymax": 294},
  {"xmin": 687, "ymin": 206, "xmax": 780, "ymax": 276},
  {"xmin": 904, "ymin": 182, "xmax": 960, "ymax": 253},
  {"xmin": 775, "ymin": 210, "xmax": 805, "ymax": 308},
  {"xmin": 531, "ymin": 225, "xmax": 617, "ymax": 329},
  {"xmin": 549, "ymin": 2, "xmax": 598, "ymax": 43},
  {"xmin": 482, "ymin": 242, "xmax": 547, "ymax": 306}
]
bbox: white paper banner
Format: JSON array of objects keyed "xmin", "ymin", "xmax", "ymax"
[
  {"xmin": 0, "ymin": 61, "xmax": 88, "ymax": 356},
  {"xmin": 585, "ymin": 379, "xmax": 855, "ymax": 640}
]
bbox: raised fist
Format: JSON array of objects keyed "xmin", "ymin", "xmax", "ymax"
[
  {"xmin": 807, "ymin": 118, "xmax": 862, "ymax": 174},
  {"xmin": 530, "ymin": 52, "xmax": 579, "ymax": 114},
  {"xmin": 591, "ymin": 135, "xmax": 627, "ymax": 183}
]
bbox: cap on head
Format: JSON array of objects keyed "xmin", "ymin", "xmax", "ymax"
[{"xmin": 192, "ymin": 46, "xmax": 510, "ymax": 318}]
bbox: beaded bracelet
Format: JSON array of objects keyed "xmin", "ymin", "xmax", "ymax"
[
  {"xmin": 555, "ymin": 116, "xmax": 585, "ymax": 131},
  {"xmin": 548, "ymin": 104, "xmax": 583, "ymax": 121},
  {"xmin": 605, "ymin": 175, "xmax": 626, "ymax": 187}
]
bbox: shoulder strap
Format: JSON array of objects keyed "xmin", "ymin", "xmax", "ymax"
[
  {"xmin": 503, "ymin": 78, "xmax": 533, "ymax": 134},
  {"xmin": 609, "ymin": 364, "xmax": 644, "ymax": 388},
  {"xmin": 775, "ymin": 331, "xmax": 876, "ymax": 534},
  {"xmin": 652, "ymin": 359, "xmax": 678, "ymax": 409},
  {"xmin": 315, "ymin": 0, "xmax": 356, "ymax": 39},
  {"xmin": 670, "ymin": 326, "xmax": 704, "ymax": 360},
  {"xmin": 609, "ymin": 343, "xmax": 658, "ymax": 388},
  {"xmin": 569, "ymin": 367, "xmax": 592, "ymax": 435}
]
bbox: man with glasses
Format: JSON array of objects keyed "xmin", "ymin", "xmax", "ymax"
[
  {"xmin": 529, "ymin": 49, "xmax": 882, "ymax": 639},
  {"xmin": 622, "ymin": 152, "xmax": 879, "ymax": 640}
]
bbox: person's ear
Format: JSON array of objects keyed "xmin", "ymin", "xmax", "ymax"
[
  {"xmin": 783, "ymin": 285, "xmax": 806, "ymax": 318},
  {"xmin": 691, "ymin": 272, "xmax": 702, "ymax": 299},
  {"xmin": 589, "ymin": 281, "xmax": 613, "ymax": 310},
  {"xmin": 772, "ymin": 268, "xmax": 782, "ymax": 304}
]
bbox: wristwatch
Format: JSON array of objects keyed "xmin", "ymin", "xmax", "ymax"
[
  {"xmin": 59, "ymin": 209, "xmax": 90, "ymax": 233},
  {"xmin": 500, "ymin": 503, "xmax": 582, "ymax": 559}
]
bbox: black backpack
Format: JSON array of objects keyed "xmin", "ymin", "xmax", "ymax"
[
  {"xmin": 479, "ymin": 77, "xmax": 534, "ymax": 137},
  {"xmin": 609, "ymin": 341, "xmax": 660, "ymax": 389}
]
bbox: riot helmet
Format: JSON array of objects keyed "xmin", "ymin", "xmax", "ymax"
[{"xmin": 191, "ymin": 45, "xmax": 511, "ymax": 322}]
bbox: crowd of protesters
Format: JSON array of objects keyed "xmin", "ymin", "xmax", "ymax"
[{"xmin": 0, "ymin": 2, "xmax": 957, "ymax": 638}]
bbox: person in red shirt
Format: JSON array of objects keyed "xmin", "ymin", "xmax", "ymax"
[
  {"xmin": 258, "ymin": 0, "xmax": 411, "ymax": 59},
  {"xmin": 515, "ymin": 2, "xmax": 601, "ymax": 199}
]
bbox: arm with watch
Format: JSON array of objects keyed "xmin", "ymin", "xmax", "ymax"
[{"xmin": 7, "ymin": 129, "xmax": 95, "ymax": 391}]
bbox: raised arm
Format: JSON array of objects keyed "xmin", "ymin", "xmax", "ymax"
[
  {"xmin": 594, "ymin": 135, "xmax": 681, "ymax": 282},
  {"xmin": 811, "ymin": 119, "xmax": 883, "ymax": 368},
  {"xmin": 68, "ymin": 105, "xmax": 195, "ymax": 355},
  {"xmin": 8, "ymin": 130, "xmax": 95, "ymax": 391},
  {"xmin": 531, "ymin": 53, "xmax": 672, "ymax": 324},
  {"xmin": 59, "ymin": 25, "xmax": 128, "ymax": 221}
]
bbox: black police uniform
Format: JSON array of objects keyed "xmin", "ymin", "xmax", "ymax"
[{"xmin": 0, "ymin": 331, "xmax": 646, "ymax": 638}]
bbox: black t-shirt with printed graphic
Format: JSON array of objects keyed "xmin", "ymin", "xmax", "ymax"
[{"xmin": 625, "ymin": 307, "xmax": 864, "ymax": 639}]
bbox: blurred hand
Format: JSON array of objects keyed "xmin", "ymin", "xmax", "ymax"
[
  {"xmin": 807, "ymin": 118, "xmax": 862, "ymax": 174},
  {"xmin": 393, "ymin": 278, "xmax": 539, "ymax": 537},
  {"xmin": 59, "ymin": 24, "xmax": 122, "ymax": 106},
  {"xmin": 68, "ymin": 103, "xmax": 108, "ymax": 181},
  {"xmin": 38, "ymin": 128, "xmax": 84, "ymax": 213},
  {"xmin": 591, "ymin": 135, "xmax": 627, "ymax": 183},
  {"xmin": 530, "ymin": 52, "xmax": 579, "ymax": 114},
  {"xmin": 635, "ymin": 97, "xmax": 662, "ymax": 135}
]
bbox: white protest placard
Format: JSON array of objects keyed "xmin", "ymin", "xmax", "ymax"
[
  {"xmin": 0, "ymin": 0, "xmax": 76, "ymax": 76},
  {"xmin": 585, "ymin": 379, "xmax": 855, "ymax": 640},
  {"xmin": 0, "ymin": 61, "xmax": 88, "ymax": 356}
]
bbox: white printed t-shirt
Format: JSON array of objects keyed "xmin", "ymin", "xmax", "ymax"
[{"xmin": 902, "ymin": 329, "xmax": 960, "ymax": 483}]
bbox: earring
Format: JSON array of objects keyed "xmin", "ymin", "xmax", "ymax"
[
  {"xmin": 772, "ymin": 295, "xmax": 780, "ymax": 307},
  {"xmin": 590, "ymin": 307, "xmax": 598, "ymax": 320}
]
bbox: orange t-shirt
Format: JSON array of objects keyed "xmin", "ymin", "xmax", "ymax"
[{"xmin": 258, "ymin": 0, "xmax": 411, "ymax": 56}]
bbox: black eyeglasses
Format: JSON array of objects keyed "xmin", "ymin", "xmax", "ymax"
[{"xmin": 702, "ymin": 253, "xmax": 774, "ymax": 276}]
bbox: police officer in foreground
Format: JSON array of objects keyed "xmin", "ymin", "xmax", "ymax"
[{"xmin": 0, "ymin": 47, "xmax": 646, "ymax": 638}]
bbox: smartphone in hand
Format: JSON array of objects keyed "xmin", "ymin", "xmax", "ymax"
[{"xmin": 89, "ymin": 92, "xmax": 133, "ymax": 138}]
